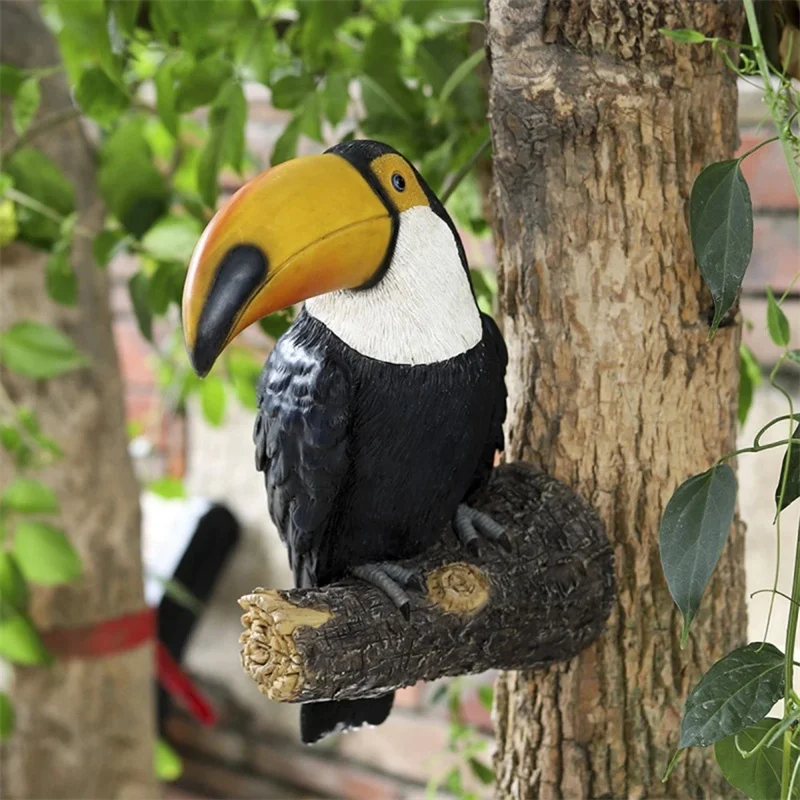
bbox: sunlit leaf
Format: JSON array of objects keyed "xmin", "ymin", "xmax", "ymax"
[
  {"xmin": 766, "ymin": 287, "xmax": 791, "ymax": 347},
  {"xmin": 680, "ymin": 642, "xmax": 784, "ymax": 748},
  {"xmin": 1, "ymin": 477, "xmax": 58, "ymax": 514},
  {"xmin": 690, "ymin": 160, "xmax": 753, "ymax": 334},
  {"xmin": 12, "ymin": 78, "xmax": 40, "ymax": 136},
  {"xmin": 660, "ymin": 28, "xmax": 707, "ymax": 44},
  {"xmin": 148, "ymin": 477, "xmax": 186, "ymax": 500},
  {"xmin": 141, "ymin": 214, "xmax": 202, "ymax": 264},
  {"xmin": 659, "ymin": 464, "xmax": 736, "ymax": 643},
  {"xmin": 477, "ymin": 685, "xmax": 493, "ymax": 711},
  {"xmin": 75, "ymin": 67, "xmax": 129, "ymax": 124},
  {"xmin": 0, "ymin": 322, "xmax": 87, "ymax": 379},
  {"xmin": 201, "ymin": 375, "xmax": 226, "ymax": 427},
  {"xmin": 13, "ymin": 521, "xmax": 82, "ymax": 585},
  {"xmin": 5, "ymin": 148, "xmax": 75, "ymax": 248},
  {"xmin": 0, "ymin": 608, "xmax": 53, "ymax": 665},
  {"xmin": 155, "ymin": 738, "xmax": 183, "ymax": 781}
]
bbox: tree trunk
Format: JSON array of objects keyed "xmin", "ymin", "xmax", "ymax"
[
  {"xmin": 0, "ymin": 3, "xmax": 157, "ymax": 798},
  {"xmin": 485, "ymin": 2, "xmax": 746, "ymax": 798}
]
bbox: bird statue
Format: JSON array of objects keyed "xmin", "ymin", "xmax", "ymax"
[{"xmin": 182, "ymin": 139, "xmax": 508, "ymax": 743}]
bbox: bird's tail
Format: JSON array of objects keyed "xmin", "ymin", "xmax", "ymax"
[{"xmin": 300, "ymin": 693, "xmax": 394, "ymax": 744}]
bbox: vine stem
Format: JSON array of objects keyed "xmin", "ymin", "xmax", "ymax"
[
  {"xmin": 784, "ymin": 516, "xmax": 800, "ymax": 799},
  {"xmin": 742, "ymin": 0, "xmax": 800, "ymax": 201}
]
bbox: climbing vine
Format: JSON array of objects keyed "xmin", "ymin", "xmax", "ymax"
[{"xmin": 659, "ymin": 5, "xmax": 800, "ymax": 798}]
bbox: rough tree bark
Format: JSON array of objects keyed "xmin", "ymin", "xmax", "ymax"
[
  {"xmin": 486, "ymin": 2, "xmax": 746, "ymax": 798},
  {"xmin": 0, "ymin": 3, "xmax": 157, "ymax": 798},
  {"xmin": 239, "ymin": 465, "xmax": 614, "ymax": 703}
]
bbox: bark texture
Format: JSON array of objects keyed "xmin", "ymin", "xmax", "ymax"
[
  {"xmin": 240, "ymin": 464, "xmax": 614, "ymax": 703},
  {"xmin": 486, "ymin": 2, "xmax": 746, "ymax": 798},
  {"xmin": 0, "ymin": 4, "xmax": 157, "ymax": 798}
]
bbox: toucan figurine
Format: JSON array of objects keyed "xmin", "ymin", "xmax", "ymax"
[{"xmin": 182, "ymin": 140, "xmax": 508, "ymax": 743}]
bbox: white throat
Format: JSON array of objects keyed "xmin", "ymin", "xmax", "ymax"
[{"xmin": 305, "ymin": 206, "xmax": 482, "ymax": 365}]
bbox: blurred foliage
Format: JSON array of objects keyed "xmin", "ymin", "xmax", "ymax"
[{"xmin": 1, "ymin": 0, "xmax": 491, "ymax": 433}]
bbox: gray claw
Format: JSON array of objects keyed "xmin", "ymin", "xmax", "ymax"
[
  {"xmin": 455, "ymin": 504, "xmax": 511, "ymax": 554},
  {"xmin": 351, "ymin": 561, "xmax": 422, "ymax": 616}
]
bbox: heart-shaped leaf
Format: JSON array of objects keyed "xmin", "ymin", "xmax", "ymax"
[
  {"xmin": 13, "ymin": 521, "xmax": 82, "ymax": 585},
  {"xmin": 715, "ymin": 717, "xmax": 799, "ymax": 800},
  {"xmin": 680, "ymin": 642, "xmax": 784, "ymax": 748},
  {"xmin": 660, "ymin": 464, "xmax": 737, "ymax": 642},
  {"xmin": 690, "ymin": 160, "xmax": 753, "ymax": 334}
]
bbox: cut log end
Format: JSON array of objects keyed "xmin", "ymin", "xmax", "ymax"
[{"xmin": 239, "ymin": 463, "xmax": 615, "ymax": 704}]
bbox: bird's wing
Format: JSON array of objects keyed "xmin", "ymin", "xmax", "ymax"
[
  {"xmin": 467, "ymin": 313, "xmax": 509, "ymax": 497},
  {"xmin": 253, "ymin": 334, "xmax": 352, "ymax": 588}
]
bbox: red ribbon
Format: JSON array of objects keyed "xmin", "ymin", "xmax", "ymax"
[{"xmin": 41, "ymin": 607, "xmax": 217, "ymax": 726}]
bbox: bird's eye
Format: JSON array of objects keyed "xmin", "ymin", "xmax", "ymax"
[{"xmin": 391, "ymin": 172, "xmax": 406, "ymax": 192}]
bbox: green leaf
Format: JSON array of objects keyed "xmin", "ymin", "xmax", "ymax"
[
  {"xmin": 0, "ymin": 321, "xmax": 87, "ymax": 379},
  {"xmin": 5, "ymin": 148, "xmax": 75, "ymax": 248},
  {"xmin": 147, "ymin": 262, "xmax": 180, "ymax": 316},
  {"xmin": 680, "ymin": 642, "xmax": 784, "ymax": 748},
  {"xmin": 74, "ymin": 67, "xmax": 129, "ymax": 125},
  {"xmin": 0, "ymin": 608, "xmax": 53, "ymax": 665},
  {"xmin": 0, "ymin": 552, "xmax": 29, "ymax": 616},
  {"xmin": 13, "ymin": 521, "xmax": 82, "ymax": 585},
  {"xmin": 270, "ymin": 74, "xmax": 315, "ymax": 110},
  {"xmin": 0, "ymin": 64, "xmax": 23, "ymax": 97},
  {"xmin": 468, "ymin": 757, "xmax": 494, "ymax": 786},
  {"xmin": 659, "ymin": 464, "xmax": 736, "ymax": 643},
  {"xmin": 214, "ymin": 81, "xmax": 247, "ymax": 173},
  {"xmin": 154, "ymin": 59, "xmax": 179, "ymax": 137},
  {"xmin": 92, "ymin": 229, "xmax": 125, "ymax": 267},
  {"xmin": 258, "ymin": 309, "xmax": 294, "ymax": 339},
  {"xmin": 141, "ymin": 214, "xmax": 202, "ymax": 264},
  {"xmin": 0, "ymin": 692, "xmax": 14, "ymax": 741},
  {"xmin": 439, "ymin": 48, "xmax": 485, "ymax": 107},
  {"xmin": 298, "ymin": 92, "xmax": 322, "ymax": 143},
  {"xmin": 175, "ymin": 57, "xmax": 233, "ymax": 112},
  {"xmin": 715, "ymin": 718, "xmax": 798, "ymax": 800},
  {"xmin": 361, "ymin": 24, "xmax": 417, "ymax": 122},
  {"xmin": 149, "ymin": 574, "xmax": 202, "ymax": 615},
  {"xmin": 738, "ymin": 344, "xmax": 762, "ymax": 426},
  {"xmin": 270, "ymin": 116, "xmax": 301, "ymax": 166},
  {"xmin": 322, "ymin": 72, "xmax": 350, "ymax": 126},
  {"xmin": 0, "ymin": 196, "xmax": 18, "ymax": 246},
  {"xmin": 12, "ymin": 78, "xmax": 40, "ymax": 136},
  {"xmin": 200, "ymin": 375, "xmax": 226, "ymax": 426},
  {"xmin": 155, "ymin": 737, "xmax": 183, "ymax": 781},
  {"xmin": 660, "ymin": 28, "xmax": 708, "ymax": 44},
  {"xmin": 45, "ymin": 242, "xmax": 78, "ymax": 306},
  {"xmin": 128, "ymin": 272, "xmax": 153, "ymax": 342},
  {"xmin": 444, "ymin": 767, "xmax": 462, "ymax": 794},
  {"xmin": 690, "ymin": 160, "xmax": 753, "ymax": 334},
  {"xmin": 786, "ymin": 349, "xmax": 800, "ymax": 365},
  {"xmin": 776, "ymin": 423, "xmax": 800, "ymax": 513},
  {"xmin": 1, "ymin": 477, "xmax": 58, "ymax": 514},
  {"xmin": 477, "ymin": 685, "xmax": 493, "ymax": 710},
  {"xmin": 98, "ymin": 119, "xmax": 169, "ymax": 238},
  {"xmin": 148, "ymin": 477, "xmax": 186, "ymax": 500},
  {"xmin": 46, "ymin": 0, "xmax": 119, "ymax": 84},
  {"xmin": 227, "ymin": 347, "xmax": 262, "ymax": 410},
  {"xmin": 766, "ymin": 287, "xmax": 791, "ymax": 347}
]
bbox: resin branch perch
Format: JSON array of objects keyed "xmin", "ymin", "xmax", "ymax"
[{"xmin": 239, "ymin": 462, "xmax": 615, "ymax": 703}]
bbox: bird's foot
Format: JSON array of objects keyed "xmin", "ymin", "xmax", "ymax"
[
  {"xmin": 454, "ymin": 504, "xmax": 512, "ymax": 556},
  {"xmin": 350, "ymin": 562, "xmax": 423, "ymax": 619}
]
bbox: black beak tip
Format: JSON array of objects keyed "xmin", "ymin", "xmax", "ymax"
[{"xmin": 188, "ymin": 344, "xmax": 215, "ymax": 379}]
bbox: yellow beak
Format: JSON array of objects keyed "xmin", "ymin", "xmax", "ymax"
[{"xmin": 182, "ymin": 154, "xmax": 394, "ymax": 376}]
